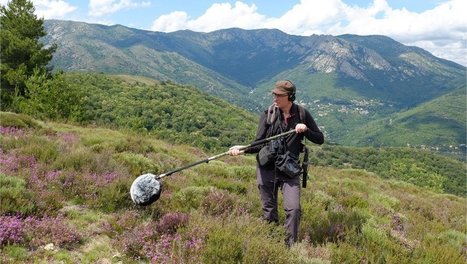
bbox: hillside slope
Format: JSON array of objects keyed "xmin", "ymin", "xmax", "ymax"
[
  {"xmin": 339, "ymin": 86, "xmax": 467, "ymax": 151},
  {"xmin": 0, "ymin": 112, "xmax": 465, "ymax": 263},
  {"xmin": 61, "ymin": 72, "xmax": 258, "ymax": 151}
]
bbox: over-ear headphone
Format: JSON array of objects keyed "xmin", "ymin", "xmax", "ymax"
[{"xmin": 286, "ymin": 80, "xmax": 296, "ymax": 101}]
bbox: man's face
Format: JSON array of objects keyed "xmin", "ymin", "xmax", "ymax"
[{"xmin": 273, "ymin": 92, "xmax": 289, "ymax": 108}]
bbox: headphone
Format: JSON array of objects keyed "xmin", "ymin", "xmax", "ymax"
[{"xmin": 286, "ymin": 79, "xmax": 296, "ymax": 102}]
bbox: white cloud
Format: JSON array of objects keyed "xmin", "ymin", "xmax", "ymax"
[
  {"xmin": 152, "ymin": 2, "xmax": 266, "ymax": 32},
  {"xmin": 89, "ymin": 0, "xmax": 150, "ymax": 17},
  {"xmin": 150, "ymin": 0, "xmax": 467, "ymax": 66},
  {"xmin": 33, "ymin": 0, "xmax": 77, "ymax": 19},
  {"xmin": 151, "ymin": 11, "xmax": 190, "ymax": 32},
  {"xmin": 0, "ymin": 0, "xmax": 77, "ymax": 19}
]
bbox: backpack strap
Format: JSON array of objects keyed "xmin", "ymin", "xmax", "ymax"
[
  {"xmin": 298, "ymin": 104, "xmax": 305, "ymax": 123},
  {"xmin": 302, "ymin": 146, "xmax": 309, "ymax": 188},
  {"xmin": 297, "ymin": 104, "xmax": 308, "ymax": 188},
  {"xmin": 266, "ymin": 104, "xmax": 277, "ymax": 125},
  {"xmin": 268, "ymin": 104, "xmax": 305, "ymax": 125}
]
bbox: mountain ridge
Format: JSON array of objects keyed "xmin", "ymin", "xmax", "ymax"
[{"xmin": 42, "ymin": 19, "xmax": 466, "ymax": 150}]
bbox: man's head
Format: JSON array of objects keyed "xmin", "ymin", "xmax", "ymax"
[{"xmin": 271, "ymin": 80, "xmax": 296, "ymax": 101}]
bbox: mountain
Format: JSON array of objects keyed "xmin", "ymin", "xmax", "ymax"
[{"xmin": 42, "ymin": 20, "xmax": 466, "ymax": 150}]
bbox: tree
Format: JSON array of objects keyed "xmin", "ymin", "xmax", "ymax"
[{"xmin": 0, "ymin": 0, "xmax": 56, "ymax": 109}]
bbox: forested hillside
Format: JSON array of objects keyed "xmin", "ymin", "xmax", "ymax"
[
  {"xmin": 1, "ymin": 112, "xmax": 465, "ymax": 263},
  {"xmin": 21, "ymin": 72, "xmax": 259, "ymax": 151},
  {"xmin": 338, "ymin": 86, "xmax": 467, "ymax": 150}
]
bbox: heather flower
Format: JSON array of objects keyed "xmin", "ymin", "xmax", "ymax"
[
  {"xmin": 24, "ymin": 215, "xmax": 82, "ymax": 249},
  {"xmin": 0, "ymin": 215, "xmax": 24, "ymax": 245},
  {"xmin": 120, "ymin": 221, "xmax": 158, "ymax": 259},
  {"xmin": 147, "ymin": 233, "xmax": 181, "ymax": 263},
  {"xmin": 45, "ymin": 170, "xmax": 62, "ymax": 181},
  {"xmin": 0, "ymin": 149, "xmax": 20, "ymax": 173},
  {"xmin": 202, "ymin": 189, "xmax": 235, "ymax": 216},
  {"xmin": 0, "ymin": 126, "xmax": 25, "ymax": 137},
  {"xmin": 84, "ymin": 171, "xmax": 119, "ymax": 187},
  {"xmin": 60, "ymin": 132, "xmax": 79, "ymax": 145},
  {"xmin": 155, "ymin": 212, "xmax": 189, "ymax": 235}
]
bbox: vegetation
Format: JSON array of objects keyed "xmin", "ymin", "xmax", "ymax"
[
  {"xmin": 0, "ymin": 112, "xmax": 465, "ymax": 263},
  {"xmin": 0, "ymin": 0, "xmax": 57, "ymax": 108},
  {"xmin": 340, "ymin": 86, "xmax": 467, "ymax": 152},
  {"xmin": 52, "ymin": 73, "xmax": 257, "ymax": 151},
  {"xmin": 308, "ymin": 144, "xmax": 466, "ymax": 196}
]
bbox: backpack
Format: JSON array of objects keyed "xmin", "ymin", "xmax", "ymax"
[{"xmin": 265, "ymin": 104, "xmax": 309, "ymax": 188}]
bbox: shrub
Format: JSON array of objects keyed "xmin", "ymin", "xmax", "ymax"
[
  {"xmin": 112, "ymin": 152, "xmax": 158, "ymax": 176},
  {"xmin": 201, "ymin": 188, "xmax": 236, "ymax": 216},
  {"xmin": 202, "ymin": 227, "xmax": 244, "ymax": 263},
  {"xmin": 0, "ymin": 112, "xmax": 41, "ymax": 129},
  {"xmin": 156, "ymin": 212, "xmax": 190, "ymax": 235},
  {"xmin": 91, "ymin": 178, "xmax": 134, "ymax": 212},
  {"xmin": 24, "ymin": 215, "xmax": 82, "ymax": 250},
  {"xmin": 119, "ymin": 221, "xmax": 158, "ymax": 260},
  {"xmin": 0, "ymin": 214, "xmax": 82, "ymax": 250},
  {"xmin": 53, "ymin": 147, "xmax": 97, "ymax": 171},
  {"xmin": 172, "ymin": 186, "xmax": 211, "ymax": 212},
  {"xmin": 0, "ymin": 215, "xmax": 24, "ymax": 246},
  {"xmin": 0, "ymin": 174, "xmax": 35, "ymax": 215}
]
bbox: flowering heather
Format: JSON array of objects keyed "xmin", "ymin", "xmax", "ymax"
[
  {"xmin": 156, "ymin": 212, "xmax": 190, "ymax": 235},
  {"xmin": 24, "ymin": 214, "xmax": 82, "ymax": 249},
  {"xmin": 202, "ymin": 189, "xmax": 235, "ymax": 216},
  {"xmin": 0, "ymin": 150, "xmax": 37, "ymax": 175},
  {"xmin": 45, "ymin": 170, "xmax": 62, "ymax": 181},
  {"xmin": 147, "ymin": 233, "xmax": 182, "ymax": 263},
  {"xmin": 84, "ymin": 171, "xmax": 119, "ymax": 187},
  {"xmin": 0, "ymin": 126, "xmax": 25, "ymax": 137},
  {"xmin": 0, "ymin": 215, "xmax": 24, "ymax": 245},
  {"xmin": 59, "ymin": 132, "xmax": 79, "ymax": 145},
  {"xmin": 120, "ymin": 222, "xmax": 158, "ymax": 259}
]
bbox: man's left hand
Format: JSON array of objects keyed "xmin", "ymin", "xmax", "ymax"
[{"xmin": 295, "ymin": 123, "xmax": 308, "ymax": 133}]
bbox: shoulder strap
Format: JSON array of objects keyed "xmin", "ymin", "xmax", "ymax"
[
  {"xmin": 298, "ymin": 104, "xmax": 305, "ymax": 123},
  {"xmin": 268, "ymin": 104, "xmax": 305, "ymax": 124},
  {"xmin": 266, "ymin": 104, "xmax": 277, "ymax": 125}
]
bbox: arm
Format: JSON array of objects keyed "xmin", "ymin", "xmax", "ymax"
[
  {"xmin": 229, "ymin": 111, "xmax": 269, "ymax": 156},
  {"xmin": 302, "ymin": 109, "xmax": 324, "ymax": 145}
]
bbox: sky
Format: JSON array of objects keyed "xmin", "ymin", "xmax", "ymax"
[{"xmin": 2, "ymin": 0, "xmax": 466, "ymax": 66}]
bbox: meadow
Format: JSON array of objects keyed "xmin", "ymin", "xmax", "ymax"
[{"xmin": 1, "ymin": 111, "xmax": 465, "ymax": 263}]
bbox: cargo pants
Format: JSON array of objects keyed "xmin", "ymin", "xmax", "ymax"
[{"xmin": 256, "ymin": 165, "xmax": 301, "ymax": 247}]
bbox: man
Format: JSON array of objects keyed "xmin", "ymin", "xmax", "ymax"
[{"xmin": 228, "ymin": 80, "xmax": 324, "ymax": 247}]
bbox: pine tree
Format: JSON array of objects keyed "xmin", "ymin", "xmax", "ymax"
[{"xmin": 0, "ymin": 0, "xmax": 56, "ymax": 109}]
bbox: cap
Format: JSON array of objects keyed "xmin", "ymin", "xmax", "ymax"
[{"xmin": 271, "ymin": 80, "xmax": 295, "ymax": 95}]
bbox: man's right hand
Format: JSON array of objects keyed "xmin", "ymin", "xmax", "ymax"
[{"xmin": 228, "ymin": 145, "xmax": 245, "ymax": 156}]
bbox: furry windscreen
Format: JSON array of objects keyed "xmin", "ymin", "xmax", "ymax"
[{"xmin": 130, "ymin": 173, "xmax": 162, "ymax": 206}]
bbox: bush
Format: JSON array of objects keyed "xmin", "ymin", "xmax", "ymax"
[
  {"xmin": 0, "ymin": 174, "xmax": 35, "ymax": 215},
  {"xmin": 0, "ymin": 112, "xmax": 41, "ymax": 129},
  {"xmin": 112, "ymin": 152, "xmax": 158, "ymax": 176},
  {"xmin": 0, "ymin": 214, "xmax": 82, "ymax": 250},
  {"xmin": 172, "ymin": 186, "xmax": 212, "ymax": 212},
  {"xmin": 201, "ymin": 188, "xmax": 236, "ymax": 217},
  {"xmin": 156, "ymin": 212, "xmax": 190, "ymax": 235}
]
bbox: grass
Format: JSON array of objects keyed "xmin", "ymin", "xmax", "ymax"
[{"xmin": 0, "ymin": 112, "xmax": 465, "ymax": 263}]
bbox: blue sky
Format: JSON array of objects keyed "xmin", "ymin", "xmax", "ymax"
[{"xmin": 1, "ymin": 0, "xmax": 465, "ymax": 66}]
